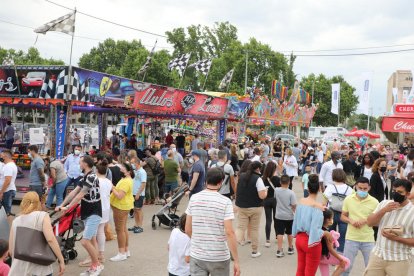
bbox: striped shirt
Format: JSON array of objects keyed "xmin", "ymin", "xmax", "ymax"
[
  {"xmin": 185, "ymin": 190, "xmax": 234, "ymax": 262},
  {"xmin": 373, "ymin": 200, "xmax": 414, "ymax": 261}
]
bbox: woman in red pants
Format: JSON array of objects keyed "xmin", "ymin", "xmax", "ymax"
[{"xmin": 292, "ymin": 174, "xmax": 333, "ymax": 276}]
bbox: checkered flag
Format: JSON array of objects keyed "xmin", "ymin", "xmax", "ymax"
[
  {"xmin": 69, "ymin": 71, "xmax": 90, "ymax": 102},
  {"xmin": 55, "ymin": 68, "xmax": 68, "ymax": 99},
  {"xmin": 168, "ymin": 53, "xmax": 191, "ymax": 75},
  {"xmin": 2, "ymin": 56, "xmax": 14, "ymax": 66},
  {"xmin": 138, "ymin": 40, "xmax": 157, "ymax": 76},
  {"xmin": 218, "ymin": 69, "xmax": 234, "ymax": 91},
  {"xmin": 188, "ymin": 59, "xmax": 212, "ymax": 75},
  {"xmin": 34, "ymin": 11, "xmax": 75, "ymax": 35},
  {"xmin": 39, "ymin": 78, "xmax": 57, "ymax": 99}
]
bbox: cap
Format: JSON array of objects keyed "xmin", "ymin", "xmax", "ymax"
[{"xmin": 191, "ymin": 150, "xmax": 202, "ymax": 158}]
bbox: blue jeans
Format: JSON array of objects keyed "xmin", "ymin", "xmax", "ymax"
[
  {"xmin": 178, "ymin": 148, "xmax": 185, "ymax": 157},
  {"xmin": 1, "ymin": 190, "xmax": 16, "ymax": 215},
  {"xmin": 328, "ymin": 210, "xmax": 347, "ymax": 253},
  {"xmin": 316, "ymin": 162, "xmax": 322, "ymax": 174},
  {"xmin": 64, "ymin": 176, "xmax": 80, "ymax": 197},
  {"xmin": 343, "ymin": 240, "xmax": 374, "ymax": 276},
  {"xmin": 46, "ymin": 178, "xmax": 68, "ymax": 208}
]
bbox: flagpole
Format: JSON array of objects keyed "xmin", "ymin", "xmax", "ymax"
[
  {"xmin": 142, "ymin": 71, "xmax": 147, "ymax": 82},
  {"xmin": 202, "ymin": 69, "xmax": 210, "ymax": 91},
  {"xmin": 69, "ymin": 9, "xmax": 76, "ymax": 66},
  {"xmin": 338, "ymin": 87, "xmax": 340, "ymax": 126},
  {"xmin": 244, "ymin": 51, "xmax": 249, "ymax": 94},
  {"xmin": 178, "ymin": 53, "xmax": 191, "ymax": 89}
]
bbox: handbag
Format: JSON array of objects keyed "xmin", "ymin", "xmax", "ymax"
[
  {"xmin": 14, "ymin": 212, "xmax": 57, "ymax": 266},
  {"xmin": 383, "ymin": 225, "xmax": 404, "ymax": 236}
]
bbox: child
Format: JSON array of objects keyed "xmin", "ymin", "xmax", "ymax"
[
  {"xmin": 319, "ymin": 209, "xmax": 350, "ymax": 276},
  {"xmin": 275, "ymin": 175, "xmax": 297, "ymax": 258},
  {"xmin": 168, "ymin": 214, "xmax": 190, "ymax": 276},
  {"xmin": 0, "ymin": 239, "xmax": 10, "ymax": 276},
  {"xmin": 301, "ymin": 165, "xmax": 311, "ymax": 197}
]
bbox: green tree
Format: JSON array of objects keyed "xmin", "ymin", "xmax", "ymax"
[
  {"xmin": 0, "ymin": 46, "xmax": 64, "ymax": 65},
  {"xmin": 346, "ymin": 113, "xmax": 377, "ymax": 130},
  {"xmin": 301, "ymin": 73, "xmax": 358, "ymax": 126}
]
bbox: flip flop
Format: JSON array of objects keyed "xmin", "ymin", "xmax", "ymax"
[{"xmin": 79, "ymin": 259, "xmax": 92, "ymax": 267}]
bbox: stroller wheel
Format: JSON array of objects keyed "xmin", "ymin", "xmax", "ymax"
[
  {"xmin": 152, "ymin": 221, "xmax": 156, "ymax": 230},
  {"xmin": 62, "ymin": 250, "xmax": 69, "ymax": 264},
  {"xmin": 68, "ymin": 249, "xmax": 78, "ymax": 260},
  {"xmin": 169, "ymin": 217, "xmax": 180, "ymax": 229}
]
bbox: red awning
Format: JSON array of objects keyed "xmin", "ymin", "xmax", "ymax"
[{"xmin": 382, "ymin": 116, "xmax": 414, "ymax": 133}]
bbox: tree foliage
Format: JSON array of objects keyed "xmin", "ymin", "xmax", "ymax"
[
  {"xmin": 0, "ymin": 46, "xmax": 64, "ymax": 65},
  {"xmin": 346, "ymin": 113, "xmax": 377, "ymax": 131},
  {"xmin": 301, "ymin": 73, "xmax": 358, "ymax": 127}
]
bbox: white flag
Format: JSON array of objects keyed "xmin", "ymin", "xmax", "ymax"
[
  {"xmin": 331, "ymin": 83, "xmax": 340, "ymax": 115},
  {"xmin": 34, "ymin": 11, "xmax": 75, "ymax": 35},
  {"xmin": 356, "ymin": 72, "xmax": 373, "ymax": 115},
  {"xmin": 392, "ymin": 87, "xmax": 398, "ymax": 104},
  {"xmin": 406, "ymin": 69, "xmax": 414, "ymax": 103}
]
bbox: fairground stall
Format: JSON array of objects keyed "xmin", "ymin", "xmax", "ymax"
[{"xmin": 381, "ymin": 103, "xmax": 414, "ymax": 144}]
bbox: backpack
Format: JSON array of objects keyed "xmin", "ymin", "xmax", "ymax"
[
  {"xmin": 330, "ymin": 185, "xmax": 349, "ymax": 212},
  {"xmin": 149, "ymin": 157, "xmax": 161, "ymax": 175},
  {"xmin": 211, "ymin": 163, "xmax": 231, "ymax": 194}
]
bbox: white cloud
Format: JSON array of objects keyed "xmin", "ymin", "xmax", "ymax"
[{"xmin": 1, "ymin": 0, "xmax": 413, "ymax": 116}]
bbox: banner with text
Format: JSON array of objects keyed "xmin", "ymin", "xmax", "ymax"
[
  {"xmin": 55, "ymin": 105, "xmax": 68, "ymax": 159},
  {"xmin": 331, "ymin": 83, "xmax": 340, "ymax": 115}
]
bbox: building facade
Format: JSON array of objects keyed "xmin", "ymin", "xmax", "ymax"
[{"xmin": 386, "ymin": 70, "xmax": 413, "ymax": 113}]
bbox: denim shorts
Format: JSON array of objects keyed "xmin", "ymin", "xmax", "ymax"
[{"xmin": 83, "ymin": 214, "xmax": 102, "ymax": 240}]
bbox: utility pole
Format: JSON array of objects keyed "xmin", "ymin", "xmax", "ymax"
[{"xmin": 310, "ymin": 79, "xmax": 315, "ymax": 127}]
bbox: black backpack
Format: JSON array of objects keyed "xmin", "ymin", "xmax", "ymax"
[{"xmin": 149, "ymin": 157, "xmax": 161, "ymax": 175}]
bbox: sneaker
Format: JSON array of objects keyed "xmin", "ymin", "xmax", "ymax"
[
  {"xmin": 89, "ymin": 265, "xmax": 104, "ymax": 276},
  {"xmin": 251, "ymin": 252, "xmax": 262, "ymax": 258},
  {"xmin": 110, "ymin": 253, "xmax": 127, "ymax": 262},
  {"xmin": 265, "ymin": 241, "xmax": 271, "ymax": 248},
  {"xmin": 126, "ymin": 251, "xmax": 131, "ymax": 258},
  {"xmin": 128, "ymin": 226, "xmax": 137, "ymax": 231},
  {"xmin": 287, "ymin": 247, "xmax": 294, "ymax": 255},
  {"xmin": 276, "ymin": 250, "xmax": 285, "ymax": 258},
  {"xmin": 133, "ymin": 227, "xmax": 143, "ymax": 234}
]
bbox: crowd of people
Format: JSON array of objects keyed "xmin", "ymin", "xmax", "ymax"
[{"xmin": 1, "ymin": 130, "xmax": 414, "ymax": 275}]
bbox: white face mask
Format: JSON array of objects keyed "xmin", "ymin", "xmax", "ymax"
[
  {"xmin": 74, "ymin": 150, "xmax": 81, "ymax": 155},
  {"xmin": 189, "ymin": 158, "xmax": 194, "ymax": 164},
  {"xmin": 28, "ymin": 153, "xmax": 33, "ymax": 159},
  {"xmin": 172, "ymin": 148, "xmax": 177, "ymax": 153}
]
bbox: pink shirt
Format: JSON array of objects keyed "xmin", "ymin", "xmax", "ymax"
[{"xmin": 0, "ymin": 261, "xmax": 10, "ymax": 276}]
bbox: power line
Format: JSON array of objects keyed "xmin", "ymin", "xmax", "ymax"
[
  {"xmin": 45, "ymin": 0, "xmax": 168, "ymax": 38},
  {"xmin": 292, "ymin": 48, "xmax": 414, "ymax": 56},
  {"xmin": 277, "ymin": 43, "xmax": 414, "ymax": 53}
]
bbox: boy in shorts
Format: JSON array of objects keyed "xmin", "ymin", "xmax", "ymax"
[
  {"xmin": 129, "ymin": 158, "xmax": 147, "ymax": 234},
  {"xmin": 275, "ymin": 175, "xmax": 297, "ymax": 258}
]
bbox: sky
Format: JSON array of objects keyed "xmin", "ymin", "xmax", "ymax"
[{"xmin": 1, "ymin": 0, "xmax": 414, "ymax": 116}]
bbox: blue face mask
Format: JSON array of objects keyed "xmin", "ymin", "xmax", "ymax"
[
  {"xmin": 357, "ymin": 190, "xmax": 368, "ymax": 198},
  {"xmin": 132, "ymin": 164, "xmax": 137, "ymax": 170}
]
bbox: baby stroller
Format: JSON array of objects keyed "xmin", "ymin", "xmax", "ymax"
[
  {"xmin": 151, "ymin": 185, "xmax": 188, "ymax": 230},
  {"xmin": 50, "ymin": 204, "xmax": 84, "ymax": 264}
]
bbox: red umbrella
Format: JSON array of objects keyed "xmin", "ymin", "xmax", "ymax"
[{"xmin": 345, "ymin": 129, "xmax": 380, "ymax": 139}]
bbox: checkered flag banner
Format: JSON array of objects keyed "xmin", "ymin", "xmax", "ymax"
[
  {"xmin": 188, "ymin": 59, "xmax": 212, "ymax": 75},
  {"xmin": 55, "ymin": 68, "xmax": 68, "ymax": 99},
  {"xmin": 138, "ymin": 40, "xmax": 157, "ymax": 75},
  {"xmin": 2, "ymin": 56, "xmax": 14, "ymax": 66},
  {"xmin": 218, "ymin": 69, "xmax": 234, "ymax": 90},
  {"xmin": 39, "ymin": 78, "xmax": 56, "ymax": 99},
  {"xmin": 168, "ymin": 53, "xmax": 191, "ymax": 75},
  {"xmin": 70, "ymin": 71, "xmax": 90, "ymax": 102},
  {"xmin": 34, "ymin": 11, "xmax": 75, "ymax": 35}
]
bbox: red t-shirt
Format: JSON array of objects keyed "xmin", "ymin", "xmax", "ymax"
[{"xmin": 166, "ymin": 135, "xmax": 174, "ymax": 146}]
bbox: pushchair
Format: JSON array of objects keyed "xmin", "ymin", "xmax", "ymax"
[
  {"xmin": 151, "ymin": 185, "xmax": 188, "ymax": 230},
  {"xmin": 50, "ymin": 204, "xmax": 84, "ymax": 264}
]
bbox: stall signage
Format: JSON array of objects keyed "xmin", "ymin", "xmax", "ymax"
[
  {"xmin": 218, "ymin": 119, "xmax": 226, "ymax": 144},
  {"xmin": 55, "ymin": 106, "xmax": 67, "ymax": 159},
  {"xmin": 133, "ymin": 87, "xmax": 228, "ymax": 118},
  {"xmin": 382, "ymin": 117, "xmax": 414, "ymax": 133},
  {"xmin": 394, "ymin": 104, "xmax": 414, "ymax": 114}
]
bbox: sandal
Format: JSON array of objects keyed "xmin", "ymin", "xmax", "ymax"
[{"xmin": 79, "ymin": 258, "xmax": 92, "ymax": 267}]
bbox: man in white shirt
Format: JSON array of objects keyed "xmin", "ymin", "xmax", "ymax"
[
  {"xmin": 251, "ymin": 147, "xmax": 262, "ymax": 163},
  {"xmin": 210, "ymin": 150, "xmax": 236, "ymax": 199},
  {"xmin": 319, "ymin": 151, "xmax": 343, "ymax": 191},
  {"xmin": 0, "ymin": 150, "xmax": 18, "ymax": 216}
]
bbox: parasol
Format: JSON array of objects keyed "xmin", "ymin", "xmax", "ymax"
[{"xmin": 345, "ymin": 129, "xmax": 380, "ymax": 139}]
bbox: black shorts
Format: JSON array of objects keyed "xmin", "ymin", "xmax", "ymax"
[
  {"xmin": 134, "ymin": 196, "xmax": 145, "ymax": 209},
  {"xmin": 275, "ymin": 219, "xmax": 293, "ymax": 236}
]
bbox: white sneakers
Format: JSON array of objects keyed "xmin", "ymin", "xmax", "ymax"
[
  {"xmin": 265, "ymin": 241, "xmax": 271, "ymax": 248},
  {"xmin": 110, "ymin": 253, "xmax": 127, "ymax": 262},
  {"xmin": 79, "ymin": 264, "xmax": 104, "ymax": 276},
  {"xmin": 251, "ymin": 252, "xmax": 262, "ymax": 258},
  {"xmin": 126, "ymin": 251, "xmax": 131, "ymax": 258}
]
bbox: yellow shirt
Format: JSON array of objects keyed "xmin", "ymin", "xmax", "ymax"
[
  {"xmin": 110, "ymin": 177, "xmax": 134, "ymax": 210},
  {"xmin": 342, "ymin": 192, "xmax": 379, "ymax": 242}
]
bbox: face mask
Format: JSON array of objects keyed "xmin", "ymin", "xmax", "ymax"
[
  {"xmin": 189, "ymin": 158, "xmax": 194, "ymax": 164},
  {"xmin": 380, "ymin": 167, "xmax": 387, "ymax": 173},
  {"xmin": 394, "ymin": 158, "xmax": 399, "ymax": 161},
  {"xmin": 305, "ymin": 170, "xmax": 311, "ymax": 174},
  {"xmin": 74, "ymin": 150, "xmax": 81, "ymax": 155},
  {"xmin": 120, "ymin": 172, "xmax": 126, "ymax": 178},
  {"xmin": 132, "ymin": 164, "xmax": 137, "ymax": 170},
  {"xmin": 356, "ymin": 190, "xmax": 368, "ymax": 198},
  {"xmin": 172, "ymin": 148, "xmax": 177, "ymax": 153},
  {"xmin": 28, "ymin": 153, "xmax": 32, "ymax": 159},
  {"xmin": 393, "ymin": 192, "xmax": 406, "ymax": 204}
]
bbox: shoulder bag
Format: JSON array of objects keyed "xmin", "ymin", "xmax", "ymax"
[{"xmin": 14, "ymin": 212, "xmax": 57, "ymax": 266}]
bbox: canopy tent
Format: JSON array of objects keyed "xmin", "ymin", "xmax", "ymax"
[
  {"xmin": 345, "ymin": 129, "xmax": 380, "ymax": 139},
  {"xmin": 381, "ymin": 115, "xmax": 414, "ymax": 133}
]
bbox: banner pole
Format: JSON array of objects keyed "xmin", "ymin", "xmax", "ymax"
[
  {"xmin": 69, "ymin": 9, "xmax": 76, "ymax": 67},
  {"xmin": 202, "ymin": 69, "xmax": 210, "ymax": 92}
]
